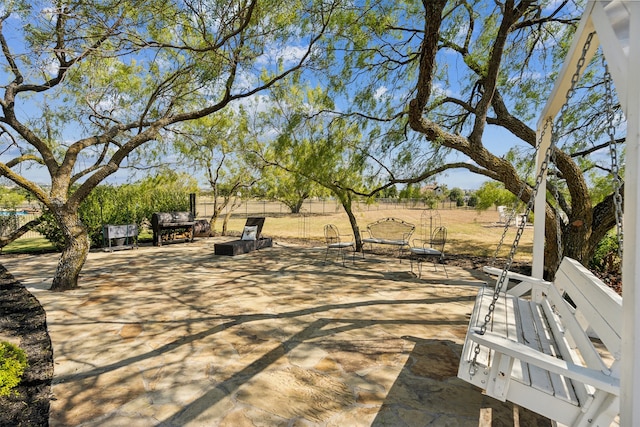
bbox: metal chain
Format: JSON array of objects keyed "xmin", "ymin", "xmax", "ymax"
[
  {"xmin": 544, "ymin": 35, "xmax": 598, "ymax": 263},
  {"xmin": 481, "ymin": 133, "xmax": 554, "ymax": 332},
  {"xmin": 469, "ymin": 31, "xmax": 595, "ymax": 377},
  {"xmin": 491, "ymin": 121, "xmax": 549, "ymax": 267},
  {"xmin": 603, "ymin": 58, "xmax": 624, "ymax": 263},
  {"xmin": 470, "ymin": 136, "xmax": 555, "ymax": 374}
]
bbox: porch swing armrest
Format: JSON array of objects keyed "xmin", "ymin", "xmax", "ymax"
[
  {"xmin": 470, "ymin": 331, "xmax": 620, "ymax": 395},
  {"xmin": 482, "ymin": 266, "xmax": 552, "ymax": 297}
]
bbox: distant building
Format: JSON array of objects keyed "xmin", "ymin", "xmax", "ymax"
[{"xmin": 421, "ymin": 184, "xmax": 443, "ymax": 196}]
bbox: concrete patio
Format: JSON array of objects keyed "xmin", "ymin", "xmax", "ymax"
[{"xmin": 2, "ymin": 238, "xmax": 552, "ymax": 426}]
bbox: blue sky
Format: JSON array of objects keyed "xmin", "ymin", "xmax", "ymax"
[{"xmin": 0, "ymin": 1, "xmax": 575, "ymax": 193}]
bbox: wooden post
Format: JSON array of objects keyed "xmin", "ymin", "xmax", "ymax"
[
  {"xmin": 621, "ymin": 2, "xmax": 640, "ymax": 425},
  {"xmin": 532, "ymin": 128, "xmax": 550, "ymax": 279},
  {"xmin": 533, "ymin": 7, "xmax": 598, "ymax": 279},
  {"xmin": 534, "ymin": 1, "xmax": 639, "ymax": 423}
]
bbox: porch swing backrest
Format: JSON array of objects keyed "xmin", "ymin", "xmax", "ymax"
[{"xmin": 458, "ymin": 257, "xmax": 621, "ymax": 427}]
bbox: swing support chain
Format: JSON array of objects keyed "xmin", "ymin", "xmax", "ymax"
[
  {"xmin": 603, "ymin": 58, "xmax": 624, "ymax": 262},
  {"xmin": 490, "ymin": 122, "xmax": 546, "ymax": 267},
  {"xmin": 470, "ymin": 127, "xmax": 554, "ymax": 374},
  {"xmin": 468, "ymin": 31, "xmax": 596, "ymax": 377}
]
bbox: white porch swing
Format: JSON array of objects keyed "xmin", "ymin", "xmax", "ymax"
[{"xmin": 457, "ymin": 1, "xmax": 640, "ymax": 426}]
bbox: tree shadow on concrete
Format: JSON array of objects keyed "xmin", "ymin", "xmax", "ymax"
[{"xmin": 371, "ymin": 336, "xmax": 552, "ymax": 427}]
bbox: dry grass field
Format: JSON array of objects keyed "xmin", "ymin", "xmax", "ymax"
[
  {"xmin": 211, "ymin": 205, "xmax": 534, "ymax": 263},
  {"xmin": 2, "ymin": 201, "xmax": 533, "ymax": 263}
]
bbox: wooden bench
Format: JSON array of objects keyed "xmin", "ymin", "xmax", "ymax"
[
  {"xmin": 151, "ymin": 212, "xmax": 195, "ymax": 246},
  {"xmin": 458, "ymin": 257, "xmax": 621, "ymax": 427},
  {"xmin": 361, "ymin": 217, "xmax": 415, "ymax": 260}
]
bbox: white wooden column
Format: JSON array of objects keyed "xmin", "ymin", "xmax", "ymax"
[
  {"xmin": 621, "ymin": 2, "xmax": 640, "ymax": 425},
  {"xmin": 532, "ymin": 127, "xmax": 551, "ymax": 279},
  {"xmin": 532, "ymin": 7, "xmax": 598, "ymax": 279}
]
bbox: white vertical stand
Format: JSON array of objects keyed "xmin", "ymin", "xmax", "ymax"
[
  {"xmin": 534, "ymin": 1, "xmax": 639, "ymax": 423},
  {"xmin": 621, "ymin": 2, "xmax": 640, "ymax": 425},
  {"xmin": 532, "ymin": 129, "xmax": 550, "ymax": 279}
]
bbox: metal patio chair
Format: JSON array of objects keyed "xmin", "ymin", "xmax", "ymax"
[
  {"xmin": 323, "ymin": 224, "xmax": 356, "ymax": 267},
  {"xmin": 409, "ymin": 226, "xmax": 448, "ymax": 278}
]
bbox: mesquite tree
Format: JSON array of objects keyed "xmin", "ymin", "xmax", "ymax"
[
  {"xmin": 0, "ymin": 0, "xmax": 344, "ymax": 290},
  {"xmin": 408, "ymin": 1, "xmax": 622, "ymax": 276},
  {"xmin": 175, "ymin": 110, "xmax": 262, "ymax": 234},
  {"xmin": 324, "ymin": 0, "xmax": 623, "ymax": 277},
  {"xmin": 259, "ymin": 83, "xmax": 369, "ymax": 250}
]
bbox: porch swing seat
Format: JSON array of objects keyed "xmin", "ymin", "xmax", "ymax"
[{"xmin": 458, "ymin": 257, "xmax": 622, "ymax": 427}]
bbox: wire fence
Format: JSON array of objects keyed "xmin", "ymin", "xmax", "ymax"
[
  {"xmin": 3, "ymin": 198, "xmax": 467, "ymax": 242},
  {"xmin": 0, "ymin": 212, "xmax": 42, "ymax": 239},
  {"xmin": 196, "ymin": 198, "xmax": 463, "ymax": 219}
]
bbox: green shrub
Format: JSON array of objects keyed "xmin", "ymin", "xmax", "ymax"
[
  {"xmin": 423, "ymin": 192, "xmax": 439, "ymax": 209},
  {"xmin": 0, "ymin": 341, "xmax": 28, "ymax": 397},
  {"xmin": 36, "ymin": 171, "xmax": 198, "ymax": 249},
  {"xmin": 35, "ymin": 209, "xmax": 66, "ymax": 251},
  {"xmin": 589, "ymin": 231, "xmax": 621, "ymax": 274},
  {"xmin": 474, "ymin": 181, "xmax": 518, "ymax": 210}
]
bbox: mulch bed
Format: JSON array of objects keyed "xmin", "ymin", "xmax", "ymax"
[
  {"xmin": 444, "ymin": 254, "xmax": 532, "ymax": 275},
  {"xmin": 445, "ymin": 254, "xmax": 622, "ymax": 295},
  {"xmin": 0, "ymin": 266, "xmax": 52, "ymax": 427}
]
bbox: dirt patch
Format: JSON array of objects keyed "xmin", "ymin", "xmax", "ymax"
[
  {"xmin": 0, "ymin": 266, "xmax": 52, "ymax": 427},
  {"xmin": 445, "ymin": 254, "xmax": 622, "ymax": 295},
  {"xmin": 444, "ymin": 254, "xmax": 531, "ymax": 275}
]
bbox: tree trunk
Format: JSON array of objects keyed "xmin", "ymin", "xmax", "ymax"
[
  {"xmin": 338, "ymin": 194, "xmax": 362, "ymax": 252},
  {"xmin": 209, "ymin": 195, "xmax": 231, "ymax": 236},
  {"xmin": 542, "ymin": 212, "xmax": 563, "ymax": 280},
  {"xmin": 347, "ymin": 209, "xmax": 362, "ymax": 252},
  {"xmin": 541, "ymin": 196, "xmax": 616, "ymax": 280},
  {"xmin": 50, "ymin": 207, "xmax": 90, "ymax": 291},
  {"xmin": 290, "ymin": 200, "xmax": 303, "ymax": 214},
  {"xmin": 209, "ymin": 211, "xmax": 222, "ymax": 236},
  {"xmin": 222, "ymin": 209, "xmax": 232, "ymax": 235},
  {"xmin": 209, "ymin": 217, "xmax": 219, "ymax": 236}
]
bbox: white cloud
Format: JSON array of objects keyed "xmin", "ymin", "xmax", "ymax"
[
  {"xmin": 257, "ymin": 44, "xmax": 307, "ymax": 67},
  {"xmin": 433, "ymin": 82, "xmax": 454, "ymax": 98},
  {"xmin": 374, "ymin": 86, "xmax": 388, "ymax": 100}
]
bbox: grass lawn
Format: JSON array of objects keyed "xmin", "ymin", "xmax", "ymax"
[
  {"xmin": 216, "ymin": 206, "xmax": 534, "ymax": 262},
  {"xmin": 2, "ymin": 237, "xmax": 56, "ymax": 255},
  {"xmin": 2, "ymin": 206, "xmax": 533, "ymax": 263}
]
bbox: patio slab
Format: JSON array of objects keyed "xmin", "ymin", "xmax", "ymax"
[{"xmin": 2, "ymin": 238, "xmax": 553, "ymax": 426}]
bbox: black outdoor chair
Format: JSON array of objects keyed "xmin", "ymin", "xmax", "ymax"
[
  {"xmin": 323, "ymin": 224, "xmax": 356, "ymax": 267},
  {"xmin": 409, "ymin": 226, "xmax": 448, "ymax": 278}
]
